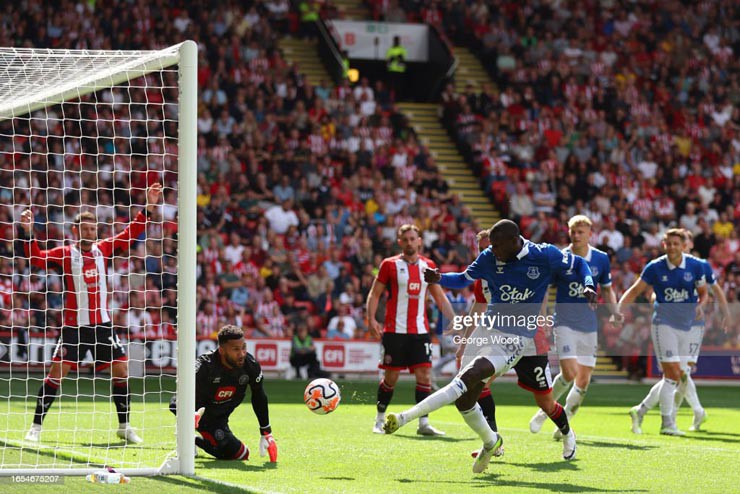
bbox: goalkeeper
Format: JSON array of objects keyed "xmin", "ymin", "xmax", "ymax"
[{"xmin": 170, "ymin": 325, "xmax": 277, "ymax": 461}]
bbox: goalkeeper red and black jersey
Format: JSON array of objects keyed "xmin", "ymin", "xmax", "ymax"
[{"xmin": 195, "ymin": 349, "xmax": 270, "ymax": 428}]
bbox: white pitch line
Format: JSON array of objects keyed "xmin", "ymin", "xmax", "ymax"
[
  {"xmin": 190, "ymin": 474, "xmax": 283, "ymax": 494},
  {"xmin": 1, "ymin": 438, "xmax": 107, "ymax": 465},
  {"xmin": 0, "ymin": 438, "xmax": 163, "ymax": 469}
]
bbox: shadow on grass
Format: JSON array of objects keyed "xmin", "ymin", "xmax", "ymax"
[
  {"xmin": 196, "ymin": 458, "xmax": 278, "ymax": 472},
  {"xmin": 391, "ymin": 434, "xmax": 476, "ymax": 443},
  {"xmin": 320, "ymin": 476, "xmax": 356, "ymax": 481},
  {"xmin": 677, "ymin": 434, "xmax": 740, "ymax": 445},
  {"xmin": 396, "ymin": 474, "xmax": 649, "ymax": 492},
  {"xmin": 577, "ymin": 439, "xmax": 658, "ymax": 451},
  {"xmin": 505, "ymin": 461, "xmax": 581, "ymax": 472}
]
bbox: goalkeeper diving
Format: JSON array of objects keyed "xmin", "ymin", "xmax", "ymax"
[{"xmin": 170, "ymin": 325, "xmax": 277, "ymax": 461}]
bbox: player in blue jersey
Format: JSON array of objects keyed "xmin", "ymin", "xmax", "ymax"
[
  {"xmin": 628, "ymin": 229, "xmax": 730, "ymax": 434},
  {"xmin": 529, "ymin": 215, "xmax": 622, "ymax": 438},
  {"xmin": 464, "ymin": 229, "xmax": 580, "ymax": 461},
  {"xmin": 382, "ymin": 220, "xmax": 597, "ymax": 473},
  {"xmin": 618, "ymin": 229, "xmax": 709, "ymax": 436},
  {"xmin": 675, "ymin": 229, "xmax": 730, "ymax": 429}
]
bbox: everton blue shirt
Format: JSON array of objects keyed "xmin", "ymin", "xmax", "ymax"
[
  {"xmin": 554, "ymin": 245, "xmax": 612, "ymax": 333},
  {"xmin": 439, "ymin": 238, "xmax": 594, "ymax": 337},
  {"xmin": 640, "ymin": 254, "xmax": 706, "ymax": 332}
]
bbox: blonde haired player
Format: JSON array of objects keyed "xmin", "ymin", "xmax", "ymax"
[{"xmin": 529, "ymin": 214, "xmax": 621, "ymax": 437}]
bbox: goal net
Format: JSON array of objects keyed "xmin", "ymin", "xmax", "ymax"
[{"xmin": 0, "ymin": 42, "xmax": 197, "ymax": 476}]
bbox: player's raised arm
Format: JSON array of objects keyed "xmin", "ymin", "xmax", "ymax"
[
  {"xmin": 19, "ymin": 209, "xmax": 67, "ymax": 269},
  {"xmin": 426, "ymin": 249, "xmax": 491, "ymax": 289},
  {"xmin": 97, "ymin": 183, "xmax": 162, "ymax": 256}
]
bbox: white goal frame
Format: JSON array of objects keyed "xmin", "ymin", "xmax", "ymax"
[{"xmin": 0, "ymin": 41, "xmax": 197, "ymax": 477}]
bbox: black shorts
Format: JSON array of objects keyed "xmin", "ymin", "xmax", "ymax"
[
  {"xmin": 379, "ymin": 333, "xmax": 432, "ymax": 371},
  {"xmin": 513, "ymin": 355, "xmax": 553, "ymax": 394},
  {"xmin": 52, "ymin": 323, "xmax": 127, "ymax": 371},
  {"xmin": 197, "ymin": 420, "xmax": 248, "ymax": 460}
]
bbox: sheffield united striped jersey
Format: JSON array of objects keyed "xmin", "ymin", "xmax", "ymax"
[
  {"xmin": 24, "ymin": 211, "xmax": 147, "ymax": 327},
  {"xmin": 376, "ymin": 254, "xmax": 436, "ymax": 334}
]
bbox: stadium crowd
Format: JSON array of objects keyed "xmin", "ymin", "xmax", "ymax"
[
  {"xmin": 0, "ymin": 0, "xmax": 738, "ymax": 376},
  {"xmin": 430, "ymin": 0, "xmax": 740, "ymax": 363}
]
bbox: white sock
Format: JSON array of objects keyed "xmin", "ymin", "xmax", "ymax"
[
  {"xmin": 460, "ymin": 404, "xmax": 498, "ymax": 449},
  {"xmin": 640, "ymin": 381, "xmax": 663, "ymax": 414},
  {"xmin": 674, "ymin": 377, "xmax": 686, "ymax": 411},
  {"xmin": 659, "ymin": 378, "xmax": 677, "ymax": 427},
  {"xmin": 400, "ymin": 377, "xmax": 467, "ymax": 423},
  {"xmin": 683, "ymin": 373, "xmax": 703, "ymax": 413},
  {"xmin": 418, "ymin": 416, "xmax": 429, "ymax": 427},
  {"xmin": 564, "ymin": 385, "xmax": 587, "ymax": 418},
  {"xmin": 376, "ymin": 412, "xmax": 385, "ymax": 423},
  {"xmin": 551, "ymin": 373, "xmax": 572, "ymax": 401}
]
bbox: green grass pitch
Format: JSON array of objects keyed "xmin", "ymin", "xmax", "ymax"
[{"xmin": 0, "ymin": 377, "xmax": 738, "ymax": 493}]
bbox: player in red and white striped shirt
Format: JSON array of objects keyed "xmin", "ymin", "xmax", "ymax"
[
  {"xmin": 366, "ymin": 224, "xmax": 455, "ymax": 436},
  {"xmin": 21, "ymin": 183, "xmax": 162, "ymax": 444}
]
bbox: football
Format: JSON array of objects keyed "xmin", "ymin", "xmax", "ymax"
[{"xmin": 303, "ymin": 378, "xmax": 341, "ymax": 415}]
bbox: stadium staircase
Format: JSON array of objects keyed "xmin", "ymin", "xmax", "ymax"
[
  {"xmin": 594, "ymin": 352, "xmax": 628, "ymax": 378},
  {"xmin": 451, "ymin": 46, "xmax": 490, "ymax": 93},
  {"xmin": 397, "ymin": 102, "xmax": 500, "ymax": 229},
  {"xmin": 278, "ymin": 38, "xmax": 331, "ymax": 86}
]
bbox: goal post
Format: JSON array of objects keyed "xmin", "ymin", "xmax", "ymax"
[{"xmin": 0, "ymin": 41, "xmax": 196, "ymax": 476}]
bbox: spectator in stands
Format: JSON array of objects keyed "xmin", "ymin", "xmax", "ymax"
[
  {"xmin": 327, "ymin": 303, "xmax": 357, "ymax": 339},
  {"xmin": 509, "ymin": 182, "xmax": 535, "ymax": 221},
  {"xmin": 290, "ymin": 323, "xmax": 330, "ymax": 379},
  {"xmin": 264, "ymin": 199, "xmax": 299, "ymax": 234}
]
